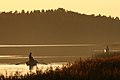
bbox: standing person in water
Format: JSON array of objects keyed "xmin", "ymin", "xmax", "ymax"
[
  {"xmin": 29, "ymin": 52, "xmax": 34, "ymax": 61},
  {"xmin": 26, "ymin": 52, "xmax": 38, "ymax": 71},
  {"xmin": 16, "ymin": 52, "xmax": 47, "ymax": 71}
]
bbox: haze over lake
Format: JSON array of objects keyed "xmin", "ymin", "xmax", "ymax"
[
  {"xmin": 0, "ymin": 8, "xmax": 119, "ymax": 77},
  {"xmin": 0, "ymin": 0, "xmax": 120, "ymax": 79}
]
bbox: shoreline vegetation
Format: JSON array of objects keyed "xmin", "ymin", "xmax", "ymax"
[{"xmin": 0, "ymin": 56, "xmax": 120, "ymax": 80}]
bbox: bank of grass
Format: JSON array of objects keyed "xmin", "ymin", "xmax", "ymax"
[{"xmin": 1, "ymin": 56, "xmax": 120, "ymax": 80}]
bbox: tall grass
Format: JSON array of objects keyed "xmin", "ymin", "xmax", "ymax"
[{"xmin": 1, "ymin": 56, "xmax": 120, "ymax": 80}]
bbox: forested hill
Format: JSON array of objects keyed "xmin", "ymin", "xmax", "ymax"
[{"xmin": 0, "ymin": 8, "xmax": 120, "ymax": 44}]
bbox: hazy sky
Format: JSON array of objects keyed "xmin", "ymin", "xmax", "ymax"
[{"xmin": 0, "ymin": 0, "xmax": 120, "ymax": 17}]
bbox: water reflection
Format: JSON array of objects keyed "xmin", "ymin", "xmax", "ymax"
[
  {"xmin": 0, "ymin": 63, "xmax": 65, "ymax": 76},
  {"xmin": 0, "ymin": 44, "xmax": 95, "ymax": 47},
  {"xmin": 0, "ymin": 55, "xmax": 88, "ymax": 76},
  {"xmin": 0, "ymin": 55, "xmax": 88, "ymax": 59}
]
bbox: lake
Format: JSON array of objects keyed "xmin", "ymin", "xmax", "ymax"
[{"xmin": 0, "ymin": 44, "xmax": 93, "ymax": 76}]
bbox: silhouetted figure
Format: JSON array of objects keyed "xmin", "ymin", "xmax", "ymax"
[
  {"xmin": 104, "ymin": 45, "xmax": 109, "ymax": 54},
  {"xmin": 15, "ymin": 52, "xmax": 47, "ymax": 73},
  {"xmin": 26, "ymin": 52, "xmax": 38, "ymax": 71},
  {"xmin": 29, "ymin": 52, "xmax": 34, "ymax": 61},
  {"xmin": 106, "ymin": 45, "xmax": 109, "ymax": 53}
]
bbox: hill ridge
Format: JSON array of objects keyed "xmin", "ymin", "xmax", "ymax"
[{"xmin": 0, "ymin": 8, "xmax": 119, "ymax": 44}]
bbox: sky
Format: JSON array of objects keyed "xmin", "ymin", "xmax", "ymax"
[{"xmin": 0, "ymin": 0, "xmax": 120, "ymax": 17}]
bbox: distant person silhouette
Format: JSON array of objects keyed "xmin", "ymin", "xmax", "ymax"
[
  {"xmin": 26, "ymin": 52, "xmax": 38, "ymax": 71},
  {"xmin": 16, "ymin": 52, "xmax": 47, "ymax": 71},
  {"xmin": 106, "ymin": 45, "xmax": 109, "ymax": 53},
  {"xmin": 29, "ymin": 52, "xmax": 34, "ymax": 61}
]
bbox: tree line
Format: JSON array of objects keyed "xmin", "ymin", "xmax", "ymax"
[{"xmin": 0, "ymin": 8, "xmax": 119, "ymax": 21}]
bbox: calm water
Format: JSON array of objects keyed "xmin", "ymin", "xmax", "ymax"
[
  {"xmin": 0, "ymin": 44, "xmax": 109, "ymax": 76},
  {"xmin": 0, "ymin": 63, "xmax": 65, "ymax": 76},
  {"xmin": 0, "ymin": 55, "xmax": 89, "ymax": 76}
]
